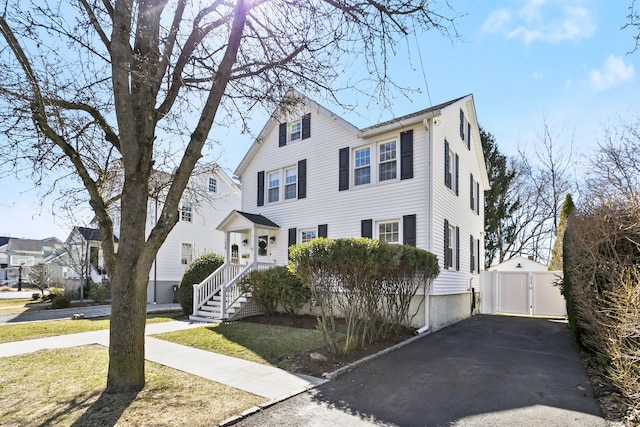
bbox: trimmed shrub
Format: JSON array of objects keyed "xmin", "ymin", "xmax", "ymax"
[
  {"xmin": 31, "ymin": 293, "xmax": 41, "ymax": 301},
  {"xmin": 89, "ymin": 282, "xmax": 106, "ymax": 304},
  {"xmin": 177, "ymin": 253, "xmax": 224, "ymax": 315},
  {"xmin": 51, "ymin": 295, "xmax": 71, "ymax": 309},
  {"xmin": 290, "ymin": 237, "xmax": 440, "ymax": 354},
  {"xmin": 239, "ymin": 266, "xmax": 309, "ymax": 316},
  {"xmin": 44, "ymin": 287, "xmax": 64, "ymax": 302}
]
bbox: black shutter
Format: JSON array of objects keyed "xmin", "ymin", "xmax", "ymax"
[
  {"xmin": 444, "ymin": 219, "xmax": 450, "ymax": 268},
  {"xmin": 339, "ymin": 147, "xmax": 349, "ymax": 191},
  {"xmin": 467, "ymin": 122, "xmax": 471, "ymax": 150},
  {"xmin": 460, "ymin": 109, "xmax": 465, "ymax": 141},
  {"xmin": 470, "ymin": 235, "xmax": 474, "ymax": 273},
  {"xmin": 298, "ymin": 159, "xmax": 307, "ymax": 199},
  {"xmin": 477, "ymin": 238, "xmax": 481, "ymax": 273},
  {"xmin": 476, "ymin": 182, "xmax": 480, "ymax": 215},
  {"xmin": 470, "ymin": 173, "xmax": 475, "ymax": 210},
  {"xmin": 455, "ymin": 153, "xmax": 459, "ymax": 196},
  {"xmin": 403, "ymin": 214, "xmax": 416, "ymax": 247},
  {"xmin": 456, "ymin": 226, "xmax": 460, "ymax": 271},
  {"xmin": 361, "ymin": 219, "xmax": 372, "ymax": 238},
  {"xmin": 288, "ymin": 228, "xmax": 297, "ymax": 246},
  {"xmin": 400, "ymin": 130, "xmax": 413, "ymax": 180},
  {"xmin": 279, "ymin": 122, "xmax": 287, "ymax": 147},
  {"xmin": 444, "ymin": 140, "xmax": 450, "ymax": 188},
  {"xmin": 257, "ymin": 171, "xmax": 265, "ymax": 206},
  {"xmin": 302, "ymin": 113, "xmax": 311, "ymax": 140},
  {"xmin": 318, "ymin": 224, "xmax": 328, "ymax": 238}
]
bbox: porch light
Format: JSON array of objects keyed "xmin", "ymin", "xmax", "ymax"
[
  {"xmin": 269, "ymin": 236, "xmax": 276, "ymax": 242},
  {"xmin": 242, "ymin": 239, "xmax": 248, "ymax": 246}
]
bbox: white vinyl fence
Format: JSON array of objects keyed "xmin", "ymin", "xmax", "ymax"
[{"xmin": 480, "ymin": 270, "xmax": 566, "ymax": 318}]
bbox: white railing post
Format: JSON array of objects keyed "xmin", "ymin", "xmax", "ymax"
[
  {"xmin": 220, "ymin": 282, "xmax": 227, "ymax": 317},
  {"xmin": 192, "ymin": 284, "xmax": 199, "ymax": 315}
]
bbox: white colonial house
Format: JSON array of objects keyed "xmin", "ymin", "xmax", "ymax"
[
  {"xmin": 192, "ymin": 93, "xmax": 490, "ymax": 332},
  {"xmin": 142, "ymin": 165, "xmax": 242, "ymax": 303}
]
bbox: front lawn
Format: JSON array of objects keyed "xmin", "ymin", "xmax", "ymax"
[
  {"xmin": 0, "ymin": 345, "xmax": 266, "ymax": 426},
  {"xmin": 0, "ymin": 313, "xmax": 178, "ymax": 343},
  {"xmin": 155, "ymin": 321, "xmax": 328, "ymax": 372}
]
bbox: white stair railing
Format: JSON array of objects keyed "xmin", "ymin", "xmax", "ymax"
[{"xmin": 192, "ymin": 262, "xmax": 277, "ymax": 319}]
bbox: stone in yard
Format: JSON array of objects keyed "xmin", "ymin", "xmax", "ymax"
[
  {"xmin": 71, "ymin": 313, "xmax": 85, "ymax": 320},
  {"xmin": 310, "ymin": 352, "xmax": 328, "ymax": 362}
]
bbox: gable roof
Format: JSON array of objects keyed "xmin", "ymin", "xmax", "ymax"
[
  {"xmin": 73, "ymin": 227, "xmax": 119, "ymax": 243},
  {"xmin": 6, "ymin": 238, "xmax": 50, "ymax": 253},
  {"xmin": 233, "ymin": 92, "xmax": 490, "ymax": 191},
  {"xmin": 0, "ymin": 237, "xmax": 10, "ymax": 247},
  {"xmin": 217, "ymin": 210, "xmax": 280, "ymax": 231},
  {"xmin": 234, "ymin": 91, "xmax": 361, "ymax": 176}
]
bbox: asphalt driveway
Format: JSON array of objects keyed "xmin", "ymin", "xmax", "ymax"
[{"xmin": 236, "ymin": 315, "xmax": 606, "ymax": 427}]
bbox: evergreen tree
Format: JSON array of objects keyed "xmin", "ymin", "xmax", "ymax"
[
  {"xmin": 482, "ymin": 128, "xmax": 520, "ymax": 268},
  {"xmin": 548, "ymin": 194, "xmax": 575, "ymax": 270}
]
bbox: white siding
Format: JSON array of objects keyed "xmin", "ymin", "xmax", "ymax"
[
  {"xmin": 237, "ymin": 95, "xmax": 487, "ymax": 299},
  {"xmin": 430, "ymin": 100, "xmax": 485, "ymax": 295},
  {"xmin": 150, "ymin": 169, "xmax": 241, "ymax": 282},
  {"xmin": 240, "ymin": 101, "xmax": 430, "ymax": 265}
]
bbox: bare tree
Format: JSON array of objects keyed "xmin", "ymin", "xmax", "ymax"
[
  {"xmin": 508, "ymin": 117, "xmax": 575, "ymax": 263},
  {"xmin": 0, "ymin": 0, "xmax": 458, "ymax": 392}
]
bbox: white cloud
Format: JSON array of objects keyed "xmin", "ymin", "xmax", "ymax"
[
  {"xmin": 590, "ymin": 55, "xmax": 635, "ymax": 90},
  {"xmin": 483, "ymin": 0, "xmax": 596, "ymax": 44}
]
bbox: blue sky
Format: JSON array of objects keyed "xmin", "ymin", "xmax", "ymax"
[{"xmin": 1, "ymin": 0, "xmax": 638, "ymax": 240}]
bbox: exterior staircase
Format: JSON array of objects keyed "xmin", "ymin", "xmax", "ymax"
[{"xmin": 189, "ymin": 262, "xmax": 274, "ymax": 323}]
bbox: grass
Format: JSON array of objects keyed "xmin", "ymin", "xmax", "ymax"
[
  {"xmin": 0, "ymin": 298, "xmax": 47, "ymax": 314},
  {"xmin": 155, "ymin": 321, "xmax": 328, "ymax": 371},
  {"xmin": 0, "ymin": 345, "xmax": 266, "ymax": 426},
  {"xmin": 0, "ymin": 313, "xmax": 178, "ymax": 343}
]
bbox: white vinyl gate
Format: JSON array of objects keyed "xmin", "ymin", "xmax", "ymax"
[{"xmin": 480, "ymin": 271, "xmax": 566, "ymax": 317}]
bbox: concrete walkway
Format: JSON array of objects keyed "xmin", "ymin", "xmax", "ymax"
[{"xmin": 0, "ymin": 311, "xmax": 326, "ymax": 402}]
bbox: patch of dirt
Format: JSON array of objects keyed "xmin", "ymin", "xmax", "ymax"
[
  {"xmin": 585, "ymin": 366, "xmax": 638, "ymax": 425},
  {"xmin": 239, "ymin": 313, "xmax": 415, "ymax": 378}
]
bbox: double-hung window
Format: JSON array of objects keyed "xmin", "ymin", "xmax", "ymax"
[
  {"xmin": 289, "ymin": 120, "xmax": 301, "ymax": 142},
  {"xmin": 379, "ymin": 141, "xmax": 397, "ymax": 181},
  {"xmin": 378, "ymin": 220, "xmax": 399, "ymax": 244},
  {"xmin": 444, "ymin": 140, "xmax": 459, "ymax": 195},
  {"xmin": 180, "ymin": 201, "xmax": 193, "ymax": 223},
  {"xmin": 301, "ymin": 229, "xmax": 317, "ymax": 243},
  {"xmin": 354, "ymin": 147, "xmax": 371, "ymax": 186},
  {"xmin": 268, "ymin": 171, "xmax": 280, "ymax": 203},
  {"xmin": 284, "ymin": 167, "xmax": 297, "ymax": 200},
  {"xmin": 208, "ymin": 177, "xmax": 217, "ymax": 193},
  {"xmin": 180, "ymin": 242, "xmax": 193, "ymax": 266}
]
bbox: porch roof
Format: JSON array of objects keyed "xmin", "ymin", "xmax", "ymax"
[{"xmin": 216, "ymin": 210, "xmax": 280, "ymax": 232}]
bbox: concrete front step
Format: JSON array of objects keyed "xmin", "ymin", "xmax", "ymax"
[{"xmin": 188, "ymin": 314, "xmax": 224, "ymax": 323}]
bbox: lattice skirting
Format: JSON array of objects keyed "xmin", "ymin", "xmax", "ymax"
[{"xmin": 228, "ymin": 298, "xmax": 263, "ymax": 321}]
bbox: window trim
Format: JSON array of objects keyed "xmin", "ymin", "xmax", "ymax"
[
  {"xmin": 376, "ymin": 219, "xmax": 400, "ymax": 244},
  {"xmin": 180, "ymin": 201, "xmax": 193, "ymax": 223},
  {"xmin": 267, "ymin": 170, "xmax": 280, "ymax": 203},
  {"xmin": 352, "ymin": 139, "xmax": 399, "ymax": 187},
  {"xmin": 354, "ymin": 146, "xmax": 371, "ymax": 186},
  {"xmin": 284, "ymin": 166, "xmax": 297, "ymax": 200},
  {"xmin": 378, "ymin": 140, "xmax": 397, "ymax": 182},
  {"xmin": 180, "ymin": 241, "xmax": 194, "ymax": 266},
  {"xmin": 300, "ymin": 228, "xmax": 317, "ymax": 243},
  {"xmin": 289, "ymin": 119, "xmax": 302, "ymax": 142},
  {"xmin": 208, "ymin": 177, "xmax": 217, "ymax": 193}
]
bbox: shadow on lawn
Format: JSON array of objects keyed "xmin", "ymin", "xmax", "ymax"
[{"xmin": 68, "ymin": 390, "xmax": 138, "ymax": 427}]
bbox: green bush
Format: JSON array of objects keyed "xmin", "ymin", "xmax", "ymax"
[
  {"xmin": 239, "ymin": 266, "xmax": 309, "ymax": 316},
  {"xmin": 44, "ymin": 287, "xmax": 64, "ymax": 302},
  {"xmin": 178, "ymin": 253, "xmax": 224, "ymax": 315},
  {"xmin": 51, "ymin": 295, "xmax": 71, "ymax": 309},
  {"xmin": 31, "ymin": 293, "xmax": 41, "ymax": 301},
  {"xmin": 89, "ymin": 282, "xmax": 106, "ymax": 304}
]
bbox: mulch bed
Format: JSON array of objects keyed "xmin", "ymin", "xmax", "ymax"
[{"xmin": 239, "ymin": 313, "xmax": 415, "ymax": 378}]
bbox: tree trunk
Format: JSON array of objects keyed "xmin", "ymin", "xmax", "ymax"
[{"xmin": 107, "ymin": 267, "xmax": 149, "ymax": 392}]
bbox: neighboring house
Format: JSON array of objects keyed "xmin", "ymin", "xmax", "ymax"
[
  {"xmin": 140, "ymin": 165, "xmax": 242, "ymax": 303},
  {"xmin": 0, "ymin": 237, "xmax": 65, "ymax": 287},
  {"xmin": 198, "ymin": 92, "xmax": 489, "ymax": 331},
  {"xmin": 65, "ymin": 226, "xmax": 115, "ymax": 294}
]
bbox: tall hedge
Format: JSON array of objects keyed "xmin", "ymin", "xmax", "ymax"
[{"xmin": 177, "ymin": 253, "xmax": 224, "ymax": 315}]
